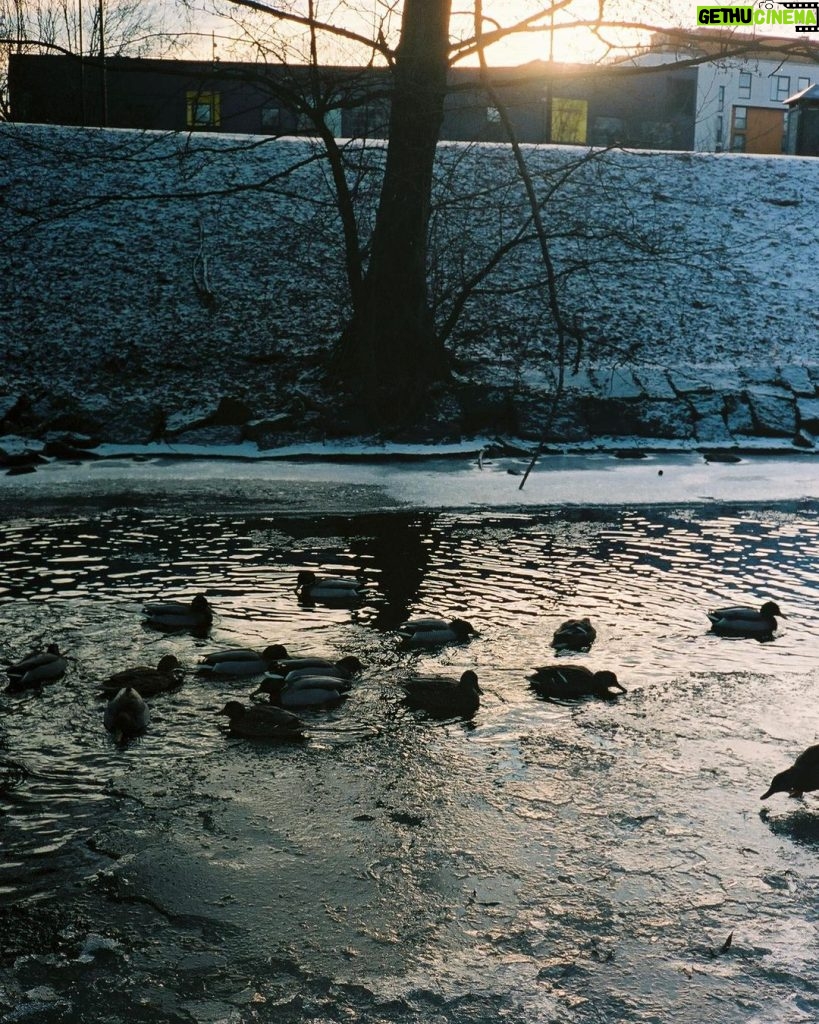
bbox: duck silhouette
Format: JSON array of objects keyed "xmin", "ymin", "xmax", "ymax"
[
  {"xmin": 219, "ymin": 700, "xmax": 305, "ymax": 740},
  {"xmin": 144, "ymin": 594, "xmax": 212, "ymax": 632},
  {"xmin": 401, "ymin": 670, "xmax": 482, "ymax": 717},
  {"xmin": 296, "ymin": 571, "xmax": 366, "ymax": 606},
  {"xmin": 197, "ymin": 644, "xmax": 288, "ymax": 677},
  {"xmin": 707, "ymin": 601, "xmax": 782, "ymax": 639},
  {"xmin": 104, "ymin": 687, "xmax": 150, "ymax": 740},
  {"xmin": 761, "ymin": 744, "xmax": 819, "ymax": 800},
  {"xmin": 397, "ymin": 618, "xmax": 478, "ymax": 648},
  {"xmin": 5, "ymin": 644, "xmax": 67, "ymax": 692},
  {"xmin": 528, "ymin": 664, "xmax": 625, "ymax": 700},
  {"xmin": 551, "ymin": 617, "xmax": 596, "ymax": 653},
  {"xmin": 100, "ymin": 655, "xmax": 183, "ymax": 697}
]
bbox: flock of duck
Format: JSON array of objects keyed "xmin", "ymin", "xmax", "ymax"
[{"xmin": 2, "ymin": 579, "xmax": 811, "ymax": 802}]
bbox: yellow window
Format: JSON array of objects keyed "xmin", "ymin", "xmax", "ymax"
[
  {"xmin": 186, "ymin": 91, "xmax": 221, "ymax": 129},
  {"xmin": 551, "ymin": 98, "xmax": 587, "ymax": 144}
]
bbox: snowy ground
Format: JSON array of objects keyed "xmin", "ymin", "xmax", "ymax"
[{"xmin": 0, "ymin": 124, "xmax": 818, "ymax": 450}]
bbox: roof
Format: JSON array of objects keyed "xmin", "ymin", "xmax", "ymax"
[{"xmin": 783, "ymin": 82, "xmax": 819, "ymax": 105}]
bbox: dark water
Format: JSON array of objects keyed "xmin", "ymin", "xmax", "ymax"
[{"xmin": 2, "ymin": 502, "xmax": 819, "ymax": 1022}]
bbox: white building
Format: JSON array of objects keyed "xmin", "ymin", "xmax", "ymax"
[{"xmin": 627, "ymin": 31, "xmax": 818, "ymax": 154}]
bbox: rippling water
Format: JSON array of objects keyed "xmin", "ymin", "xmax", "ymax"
[{"xmin": 2, "ymin": 500, "xmax": 819, "ymax": 1022}]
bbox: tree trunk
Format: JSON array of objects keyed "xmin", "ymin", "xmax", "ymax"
[{"xmin": 335, "ymin": 0, "xmax": 452, "ymax": 423}]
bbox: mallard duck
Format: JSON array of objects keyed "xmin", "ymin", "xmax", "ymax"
[
  {"xmin": 5, "ymin": 643, "xmax": 67, "ymax": 692},
  {"xmin": 551, "ymin": 617, "xmax": 596, "ymax": 653},
  {"xmin": 528, "ymin": 665, "xmax": 626, "ymax": 700},
  {"xmin": 761, "ymin": 744, "xmax": 819, "ymax": 800},
  {"xmin": 100, "ymin": 655, "xmax": 182, "ymax": 697},
  {"xmin": 707, "ymin": 601, "xmax": 782, "ymax": 639},
  {"xmin": 197, "ymin": 644, "xmax": 288, "ymax": 677},
  {"xmin": 402, "ymin": 670, "xmax": 482, "ymax": 717},
  {"xmin": 397, "ymin": 618, "xmax": 478, "ymax": 648},
  {"xmin": 256, "ymin": 674, "xmax": 349, "ymax": 708},
  {"xmin": 296, "ymin": 571, "xmax": 366, "ymax": 606},
  {"xmin": 143, "ymin": 594, "xmax": 213, "ymax": 631},
  {"xmin": 268, "ymin": 655, "xmax": 363, "ymax": 680},
  {"xmin": 104, "ymin": 687, "xmax": 150, "ymax": 739},
  {"xmin": 219, "ymin": 700, "xmax": 305, "ymax": 740}
]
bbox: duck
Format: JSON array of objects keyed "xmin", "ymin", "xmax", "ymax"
[
  {"xmin": 761, "ymin": 744, "xmax": 819, "ymax": 800},
  {"xmin": 528, "ymin": 665, "xmax": 626, "ymax": 700},
  {"xmin": 5, "ymin": 643, "xmax": 67, "ymax": 692},
  {"xmin": 197, "ymin": 644, "xmax": 288, "ymax": 677},
  {"xmin": 296, "ymin": 571, "xmax": 366, "ymax": 606},
  {"xmin": 218, "ymin": 700, "xmax": 305, "ymax": 740},
  {"xmin": 255, "ymin": 674, "xmax": 349, "ymax": 709},
  {"xmin": 707, "ymin": 601, "xmax": 782, "ymax": 639},
  {"xmin": 100, "ymin": 655, "xmax": 183, "ymax": 697},
  {"xmin": 267, "ymin": 655, "xmax": 363, "ymax": 680},
  {"xmin": 143, "ymin": 594, "xmax": 213, "ymax": 631},
  {"xmin": 397, "ymin": 618, "xmax": 478, "ymax": 648},
  {"xmin": 104, "ymin": 687, "xmax": 150, "ymax": 739},
  {"xmin": 551, "ymin": 617, "xmax": 596, "ymax": 653},
  {"xmin": 401, "ymin": 670, "xmax": 482, "ymax": 717}
]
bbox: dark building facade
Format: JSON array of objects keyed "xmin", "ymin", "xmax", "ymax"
[{"xmin": 8, "ymin": 53, "xmax": 697, "ymax": 150}]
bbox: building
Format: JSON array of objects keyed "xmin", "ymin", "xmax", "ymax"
[
  {"xmin": 784, "ymin": 82, "xmax": 819, "ymax": 155},
  {"xmin": 628, "ymin": 30, "xmax": 818, "ymax": 154},
  {"xmin": 7, "ymin": 53, "xmax": 697, "ymax": 151}
]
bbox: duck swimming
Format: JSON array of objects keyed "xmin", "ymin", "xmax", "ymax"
[
  {"xmin": 402, "ymin": 670, "xmax": 482, "ymax": 717},
  {"xmin": 219, "ymin": 700, "xmax": 305, "ymax": 740},
  {"xmin": 551, "ymin": 618, "xmax": 596, "ymax": 653},
  {"xmin": 707, "ymin": 601, "xmax": 782, "ymax": 639},
  {"xmin": 296, "ymin": 571, "xmax": 366, "ymax": 606},
  {"xmin": 397, "ymin": 618, "xmax": 478, "ymax": 648},
  {"xmin": 256, "ymin": 674, "xmax": 349, "ymax": 708},
  {"xmin": 104, "ymin": 687, "xmax": 150, "ymax": 739},
  {"xmin": 101, "ymin": 655, "xmax": 183, "ymax": 697},
  {"xmin": 197, "ymin": 644, "xmax": 288, "ymax": 677},
  {"xmin": 267, "ymin": 655, "xmax": 363, "ymax": 680},
  {"xmin": 144, "ymin": 594, "xmax": 213, "ymax": 632},
  {"xmin": 6, "ymin": 644, "xmax": 67, "ymax": 692},
  {"xmin": 761, "ymin": 744, "xmax": 819, "ymax": 800},
  {"xmin": 528, "ymin": 665, "xmax": 625, "ymax": 700}
]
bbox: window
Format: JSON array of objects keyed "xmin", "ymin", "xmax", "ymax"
[
  {"xmin": 715, "ymin": 115, "xmax": 723, "ymax": 144},
  {"xmin": 261, "ymin": 104, "xmax": 283, "ymax": 131},
  {"xmin": 770, "ymin": 75, "xmax": 791, "ymax": 102},
  {"xmin": 186, "ymin": 91, "xmax": 221, "ymax": 129},
  {"xmin": 718, "ymin": 85, "xmax": 725, "ymax": 111},
  {"xmin": 738, "ymin": 72, "xmax": 752, "ymax": 100},
  {"xmin": 731, "ymin": 133, "xmax": 746, "ymax": 152},
  {"xmin": 734, "ymin": 106, "xmax": 747, "ymax": 130},
  {"xmin": 798, "ymin": 76, "xmax": 811, "ymax": 93}
]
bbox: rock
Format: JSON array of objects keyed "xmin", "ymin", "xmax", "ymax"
[
  {"xmin": 797, "ymin": 397, "xmax": 819, "ymax": 431},
  {"xmin": 165, "ymin": 406, "xmax": 215, "ymax": 436},
  {"xmin": 592, "ymin": 366, "xmax": 643, "ymax": 400},
  {"xmin": 668, "ymin": 371, "xmax": 710, "ymax": 395},
  {"xmin": 211, "ymin": 397, "xmax": 253, "ymax": 426},
  {"xmin": 793, "ymin": 428, "xmax": 815, "ymax": 449},
  {"xmin": 633, "ymin": 368, "xmax": 677, "ymax": 400},
  {"xmin": 243, "ymin": 415, "xmax": 293, "ymax": 443},
  {"xmin": 724, "ymin": 394, "xmax": 755, "ymax": 435},
  {"xmin": 747, "ymin": 389, "xmax": 797, "ymax": 436},
  {"xmin": 694, "ymin": 414, "xmax": 733, "ymax": 443},
  {"xmin": 631, "ymin": 399, "xmax": 693, "ymax": 439},
  {"xmin": 779, "ymin": 364, "xmax": 815, "ymax": 396},
  {"xmin": 172, "ymin": 425, "xmax": 244, "ymax": 446}
]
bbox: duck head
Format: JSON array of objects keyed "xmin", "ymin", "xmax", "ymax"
[
  {"xmin": 761, "ymin": 767, "xmax": 798, "ymax": 800},
  {"xmin": 760, "ymin": 601, "xmax": 783, "ymax": 618},
  {"xmin": 460, "ymin": 670, "xmax": 482, "ymax": 694},
  {"xmin": 594, "ymin": 670, "xmax": 626, "ymax": 696},
  {"xmin": 451, "ymin": 619, "xmax": 478, "ymax": 640}
]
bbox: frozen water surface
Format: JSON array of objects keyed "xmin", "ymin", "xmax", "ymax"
[{"xmin": 1, "ymin": 456, "xmax": 819, "ymax": 1023}]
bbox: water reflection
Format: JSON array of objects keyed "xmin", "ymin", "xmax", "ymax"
[{"xmin": 3, "ymin": 502, "xmax": 819, "ymax": 1021}]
